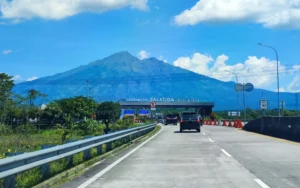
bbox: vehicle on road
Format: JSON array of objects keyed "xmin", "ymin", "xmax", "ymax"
[
  {"xmin": 165, "ymin": 114, "xmax": 178, "ymax": 125},
  {"xmin": 180, "ymin": 112, "xmax": 201, "ymax": 132},
  {"xmin": 156, "ymin": 116, "xmax": 165, "ymax": 124}
]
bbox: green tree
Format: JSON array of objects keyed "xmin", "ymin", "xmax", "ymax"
[
  {"xmin": 57, "ymin": 96, "xmax": 98, "ymax": 121},
  {"xmin": 0, "ymin": 73, "xmax": 14, "ymax": 123},
  {"xmin": 44, "ymin": 102, "xmax": 62, "ymax": 126},
  {"xmin": 97, "ymin": 102, "xmax": 121, "ymax": 133},
  {"xmin": 27, "ymin": 89, "xmax": 47, "ymax": 107}
]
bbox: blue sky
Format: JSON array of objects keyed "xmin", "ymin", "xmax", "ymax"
[{"xmin": 0, "ymin": 0, "xmax": 300, "ymax": 92}]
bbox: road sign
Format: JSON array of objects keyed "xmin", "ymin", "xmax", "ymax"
[
  {"xmin": 228, "ymin": 111, "xmax": 241, "ymax": 117},
  {"xmin": 244, "ymin": 83, "xmax": 254, "ymax": 92},
  {"xmin": 151, "ymin": 108, "xmax": 156, "ymax": 111},
  {"xmin": 138, "ymin": 109, "xmax": 149, "ymax": 116},
  {"xmin": 234, "ymin": 83, "xmax": 254, "ymax": 92},
  {"xmin": 234, "ymin": 83, "xmax": 244, "ymax": 92},
  {"xmin": 150, "ymin": 102, "xmax": 156, "ymax": 108},
  {"xmin": 260, "ymin": 100, "xmax": 268, "ymax": 109}
]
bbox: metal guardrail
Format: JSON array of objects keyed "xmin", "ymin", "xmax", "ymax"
[{"xmin": 0, "ymin": 123, "xmax": 156, "ymax": 188}]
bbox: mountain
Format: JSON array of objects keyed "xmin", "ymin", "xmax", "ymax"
[{"xmin": 13, "ymin": 51, "xmax": 298, "ymax": 110}]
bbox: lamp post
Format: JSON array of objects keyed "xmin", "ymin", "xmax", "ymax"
[
  {"xmin": 225, "ymin": 70, "xmax": 244, "ymax": 121},
  {"xmin": 258, "ymin": 43, "xmax": 280, "ymax": 117}
]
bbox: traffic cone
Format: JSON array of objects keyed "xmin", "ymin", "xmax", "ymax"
[
  {"xmin": 214, "ymin": 119, "xmax": 217, "ymax": 126},
  {"xmin": 234, "ymin": 120, "xmax": 238, "ymax": 128},
  {"xmin": 222, "ymin": 120, "xmax": 227, "ymax": 126},
  {"xmin": 237, "ymin": 119, "xmax": 243, "ymax": 129},
  {"xmin": 209, "ymin": 120, "xmax": 212, "ymax": 125},
  {"xmin": 228, "ymin": 121, "xmax": 232, "ymax": 127},
  {"xmin": 205, "ymin": 120, "xmax": 208, "ymax": 125}
]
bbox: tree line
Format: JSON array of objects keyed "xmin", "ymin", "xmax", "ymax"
[{"xmin": 0, "ymin": 73, "xmax": 126, "ymax": 135}]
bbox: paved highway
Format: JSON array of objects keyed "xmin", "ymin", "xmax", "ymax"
[{"xmin": 62, "ymin": 125, "xmax": 300, "ymax": 188}]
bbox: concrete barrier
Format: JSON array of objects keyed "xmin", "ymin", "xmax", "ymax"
[{"xmin": 243, "ymin": 117, "xmax": 300, "ymax": 141}]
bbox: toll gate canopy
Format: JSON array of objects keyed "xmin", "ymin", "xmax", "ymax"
[{"xmin": 120, "ymin": 101, "xmax": 214, "ymax": 117}]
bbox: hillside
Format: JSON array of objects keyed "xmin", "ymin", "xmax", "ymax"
[{"xmin": 13, "ymin": 51, "xmax": 297, "ymax": 110}]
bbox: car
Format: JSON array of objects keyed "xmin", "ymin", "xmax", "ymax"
[
  {"xmin": 156, "ymin": 117, "xmax": 165, "ymax": 124},
  {"xmin": 180, "ymin": 112, "xmax": 201, "ymax": 132},
  {"xmin": 165, "ymin": 114, "xmax": 178, "ymax": 125}
]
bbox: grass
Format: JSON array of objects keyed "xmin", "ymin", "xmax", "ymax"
[{"xmin": 0, "ymin": 130, "xmax": 84, "ymax": 159}]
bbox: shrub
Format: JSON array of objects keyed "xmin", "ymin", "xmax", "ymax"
[
  {"xmin": 15, "ymin": 124, "xmax": 38, "ymax": 134},
  {"xmin": 0, "ymin": 124, "xmax": 13, "ymax": 135},
  {"xmin": 16, "ymin": 167, "xmax": 42, "ymax": 188}
]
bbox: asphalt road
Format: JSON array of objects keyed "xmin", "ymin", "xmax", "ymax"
[{"xmin": 62, "ymin": 124, "xmax": 300, "ymax": 188}]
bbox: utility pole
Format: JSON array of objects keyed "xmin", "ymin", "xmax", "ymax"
[
  {"xmin": 86, "ymin": 80, "xmax": 89, "ymax": 98},
  {"xmin": 296, "ymin": 93, "xmax": 299, "ymax": 116},
  {"xmin": 258, "ymin": 43, "xmax": 280, "ymax": 117},
  {"xmin": 281, "ymin": 100, "xmax": 285, "ymax": 116},
  {"xmin": 243, "ymin": 83, "xmax": 246, "ymax": 123}
]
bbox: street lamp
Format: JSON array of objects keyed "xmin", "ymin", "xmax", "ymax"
[
  {"xmin": 225, "ymin": 70, "xmax": 243, "ymax": 120},
  {"xmin": 258, "ymin": 43, "xmax": 280, "ymax": 117},
  {"xmin": 225, "ymin": 70, "xmax": 239, "ymax": 83}
]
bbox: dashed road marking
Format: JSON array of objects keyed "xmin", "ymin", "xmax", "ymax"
[
  {"xmin": 209, "ymin": 138, "xmax": 214, "ymax": 142},
  {"xmin": 202, "ymin": 133, "xmax": 206, "ymax": 135},
  {"xmin": 221, "ymin": 149, "xmax": 231, "ymax": 157},
  {"xmin": 254, "ymin": 179, "xmax": 271, "ymax": 188}
]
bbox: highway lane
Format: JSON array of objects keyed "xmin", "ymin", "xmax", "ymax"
[
  {"xmin": 204, "ymin": 125, "xmax": 300, "ymax": 188},
  {"xmin": 62, "ymin": 124, "xmax": 300, "ymax": 188}
]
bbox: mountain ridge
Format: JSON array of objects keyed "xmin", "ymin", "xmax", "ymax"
[{"xmin": 13, "ymin": 51, "xmax": 297, "ymax": 110}]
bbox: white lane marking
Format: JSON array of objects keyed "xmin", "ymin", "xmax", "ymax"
[
  {"xmin": 208, "ymin": 138, "xmax": 214, "ymax": 142},
  {"xmin": 221, "ymin": 149, "xmax": 232, "ymax": 157},
  {"xmin": 202, "ymin": 133, "xmax": 206, "ymax": 135},
  {"xmin": 77, "ymin": 126, "xmax": 163, "ymax": 188},
  {"xmin": 254, "ymin": 179, "xmax": 271, "ymax": 188}
]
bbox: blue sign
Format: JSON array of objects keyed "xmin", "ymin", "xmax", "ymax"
[
  {"xmin": 138, "ymin": 110, "xmax": 149, "ymax": 115},
  {"xmin": 124, "ymin": 109, "xmax": 135, "ymax": 116},
  {"xmin": 245, "ymin": 83, "xmax": 254, "ymax": 92}
]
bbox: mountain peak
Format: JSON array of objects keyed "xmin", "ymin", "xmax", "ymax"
[
  {"xmin": 90, "ymin": 51, "xmax": 139, "ymax": 66},
  {"xmin": 108, "ymin": 51, "xmax": 135, "ymax": 59}
]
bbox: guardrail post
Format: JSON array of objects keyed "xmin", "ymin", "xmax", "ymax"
[
  {"xmin": 106, "ymin": 142, "xmax": 112, "ymax": 152},
  {"xmin": 84, "ymin": 149, "xmax": 91, "ymax": 161},
  {"xmin": 41, "ymin": 163, "xmax": 51, "ymax": 180},
  {"xmin": 121, "ymin": 137, "xmax": 125, "ymax": 144},
  {"xmin": 66, "ymin": 155, "xmax": 73, "ymax": 168},
  {"xmin": 96, "ymin": 144, "xmax": 102, "ymax": 155},
  {"xmin": 4, "ymin": 175, "xmax": 16, "ymax": 188}
]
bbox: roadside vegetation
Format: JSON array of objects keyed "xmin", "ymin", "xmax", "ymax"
[{"xmin": 0, "ymin": 73, "xmax": 151, "ymax": 159}]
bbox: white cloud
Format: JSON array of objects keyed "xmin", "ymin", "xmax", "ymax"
[
  {"xmin": 2, "ymin": 49, "xmax": 12, "ymax": 54},
  {"xmin": 288, "ymin": 76, "xmax": 300, "ymax": 92},
  {"xmin": 26, "ymin": 76, "xmax": 38, "ymax": 81},
  {"xmin": 12, "ymin": 75, "xmax": 21, "ymax": 81},
  {"xmin": 137, "ymin": 50, "xmax": 150, "ymax": 60},
  {"xmin": 173, "ymin": 52, "xmax": 288, "ymax": 89},
  {"xmin": 173, "ymin": 53, "xmax": 214, "ymax": 75},
  {"xmin": 0, "ymin": 0, "xmax": 148, "ymax": 20},
  {"xmin": 174, "ymin": 0, "xmax": 300, "ymax": 28}
]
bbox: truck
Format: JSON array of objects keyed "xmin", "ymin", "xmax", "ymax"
[{"xmin": 180, "ymin": 112, "xmax": 202, "ymax": 132}]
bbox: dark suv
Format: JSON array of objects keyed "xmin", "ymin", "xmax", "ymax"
[
  {"xmin": 165, "ymin": 114, "xmax": 178, "ymax": 125},
  {"xmin": 180, "ymin": 112, "xmax": 201, "ymax": 132}
]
